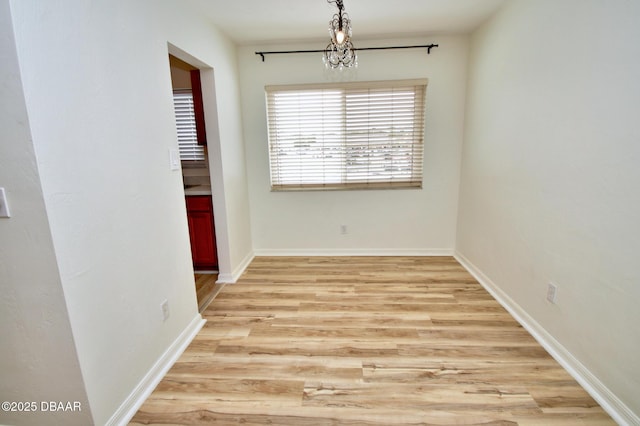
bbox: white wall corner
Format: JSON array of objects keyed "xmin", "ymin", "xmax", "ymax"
[
  {"xmin": 106, "ymin": 314, "xmax": 206, "ymax": 426},
  {"xmin": 454, "ymin": 251, "xmax": 639, "ymax": 426},
  {"xmin": 217, "ymin": 250, "xmax": 255, "ymax": 284}
]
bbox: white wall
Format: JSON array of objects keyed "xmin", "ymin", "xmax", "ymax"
[
  {"xmin": 0, "ymin": 1, "xmax": 92, "ymax": 424},
  {"xmin": 7, "ymin": 0, "xmax": 252, "ymax": 424},
  {"xmin": 458, "ymin": 0, "xmax": 640, "ymax": 421},
  {"xmin": 239, "ymin": 36, "xmax": 468, "ymax": 255}
]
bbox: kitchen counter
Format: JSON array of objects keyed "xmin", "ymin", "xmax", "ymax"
[{"xmin": 184, "ymin": 185, "xmax": 212, "ymax": 196}]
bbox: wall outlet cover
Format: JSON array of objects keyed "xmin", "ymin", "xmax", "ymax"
[
  {"xmin": 0, "ymin": 187, "xmax": 10, "ymax": 218},
  {"xmin": 169, "ymin": 149, "xmax": 180, "ymax": 171},
  {"xmin": 546, "ymin": 282, "xmax": 558, "ymax": 304},
  {"xmin": 161, "ymin": 300, "xmax": 170, "ymax": 321}
]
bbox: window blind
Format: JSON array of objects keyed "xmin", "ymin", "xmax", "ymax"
[
  {"xmin": 173, "ymin": 90, "xmax": 206, "ymax": 162},
  {"xmin": 265, "ymin": 79, "xmax": 427, "ymax": 191}
]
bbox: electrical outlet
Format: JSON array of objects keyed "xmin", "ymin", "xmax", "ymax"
[
  {"xmin": 340, "ymin": 224, "xmax": 348, "ymax": 235},
  {"xmin": 161, "ymin": 300, "xmax": 170, "ymax": 321},
  {"xmin": 546, "ymin": 282, "xmax": 558, "ymax": 304},
  {"xmin": 0, "ymin": 188, "xmax": 10, "ymax": 218}
]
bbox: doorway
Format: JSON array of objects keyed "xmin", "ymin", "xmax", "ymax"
[{"xmin": 168, "ymin": 53, "xmax": 221, "ymax": 311}]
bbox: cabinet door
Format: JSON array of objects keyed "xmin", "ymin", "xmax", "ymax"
[{"xmin": 186, "ymin": 196, "xmax": 218, "ymax": 270}]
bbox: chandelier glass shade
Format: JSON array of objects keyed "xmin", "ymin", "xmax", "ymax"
[{"xmin": 323, "ymin": 0, "xmax": 357, "ymax": 69}]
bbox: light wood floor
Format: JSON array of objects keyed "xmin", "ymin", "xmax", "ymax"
[
  {"xmin": 195, "ymin": 273, "xmax": 223, "ymax": 313},
  {"xmin": 131, "ymin": 257, "xmax": 615, "ymax": 425}
]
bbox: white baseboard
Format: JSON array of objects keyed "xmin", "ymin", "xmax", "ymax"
[
  {"xmin": 217, "ymin": 250, "xmax": 255, "ymax": 284},
  {"xmin": 106, "ymin": 314, "xmax": 206, "ymax": 426},
  {"xmin": 454, "ymin": 251, "xmax": 638, "ymax": 426},
  {"xmin": 253, "ymin": 248, "xmax": 454, "ymax": 257}
]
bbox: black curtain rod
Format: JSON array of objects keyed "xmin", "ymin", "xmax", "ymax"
[{"xmin": 255, "ymin": 44, "xmax": 438, "ymax": 62}]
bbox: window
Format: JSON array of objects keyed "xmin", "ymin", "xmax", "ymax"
[
  {"xmin": 265, "ymin": 79, "xmax": 427, "ymax": 191},
  {"xmin": 173, "ymin": 89, "xmax": 206, "ymax": 162}
]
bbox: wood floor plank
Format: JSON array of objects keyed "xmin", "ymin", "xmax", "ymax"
[
  {"xmin": 131, "ymin": 256, "xmax": 615, "ymax": 425},
  {"xmin": 361, "ymin": 360, "xmax": 577, "ymax": 386},
  {"xmin": 166, "ymin": 359, "xmax": 363, "ymax": 383},
  {"xmin": 132, "ymin": 400, "xmax": 526, "ymax": 426}
]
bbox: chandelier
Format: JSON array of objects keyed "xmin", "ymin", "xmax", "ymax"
[{"xmin": 323, "ymin": 0, "xmax": 357, "ymax": 69}]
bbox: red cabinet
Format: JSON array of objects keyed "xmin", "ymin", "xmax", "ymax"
[{"xmin": 186, "ymin": 196, "xmax": 218, "ymax": 270}]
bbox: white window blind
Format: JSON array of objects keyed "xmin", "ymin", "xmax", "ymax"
[
  {"xmin": 265, "ymin": 79, "xmax": 427, "ymax": 191},
  {"xmin": 172, "ymin": 89, "xmax": 206, "ymax": 162}
]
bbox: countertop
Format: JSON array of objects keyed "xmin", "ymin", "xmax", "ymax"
[{"xmin": 184, "ymin": 185, "xmax": 212, "ymax": 196}]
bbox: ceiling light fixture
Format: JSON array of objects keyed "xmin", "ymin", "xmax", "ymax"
[{"xmin": 323, "ymin": 0, "xmax": 357, "ymax": 69}]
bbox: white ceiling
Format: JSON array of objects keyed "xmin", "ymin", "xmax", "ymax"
[{"xmin": 187, "ymin": 0, "xmax": 507, "ymax": 45}]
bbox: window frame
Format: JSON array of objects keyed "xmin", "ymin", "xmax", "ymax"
[{"xmin": 265, "ymin": 79, "xmax": 428, "ymax": 191}]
